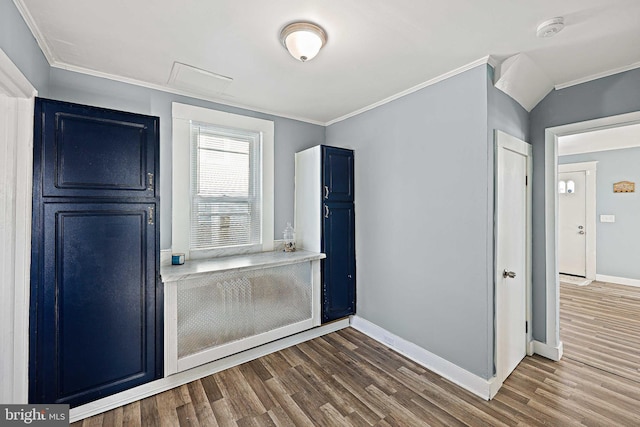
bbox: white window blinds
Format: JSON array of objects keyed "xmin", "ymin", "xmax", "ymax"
[{"xmin": 190, "ymin": 123, "xmax": 262, "ymax": 251}]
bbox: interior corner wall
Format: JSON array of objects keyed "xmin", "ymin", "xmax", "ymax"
[
  {"xmin": 0, "ymin": 0, "xmax": 49, "ymax": 95},
  {"xmin": 47, "ymin": 68, "xmax": 326, "ymax": 249},
  {"xmin": 326, "ymin": 65, "xmax": 495, "ymax": 379},
  {"xmin": 529, "ymin": 67, "xmax": 640, "ymax": 343}
]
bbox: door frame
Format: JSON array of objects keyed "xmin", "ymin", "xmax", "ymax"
[
  {"xmin": 543, "ymin": 111, "xmax": 640, "ymax": 356},
  {"xmin": 0, "ymin": 48, "xmax": 37, "ymax": 403},
  {"xmin": 494, "ymin": 130, "xmax": 532, "ymax": 392},
  {"xmin": 558, "ymin": 162, "xmax": 597, "ymax": 280}
]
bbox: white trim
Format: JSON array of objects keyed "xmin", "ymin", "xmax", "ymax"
[
  {"xmin": 0, "ymin": 48, "xmax": 38, "ymax": 98},
  {"xmin": 555, "ymin": 61, "xmax": 640, "ymax": 90},
  {"xmin": 558, "ymin": 162, "xmax": 597, "ymax": 280},
  {"xmin": 0, "ymin": 48, "xmax": 36, "ymax": 404},
  {"xmin": 595, "ymin": 274, "xmax": 640, "ymax": 288},
  {"xmin": 70, "ymin": 318, "xmax": 350, "ymax": 423},
  {"xmin": 544, "ymin": 111, "xmax": 640, "ymax": 357},
  {"xmin": 11, "ymin": 1, "xmax": 57, "ymax": 66},
  {"xmin": 53, "ymin": 61, "xmax": 325, "ymax": 126},
  {"xmin": 532, "ymin": 340, "xmax": 563, "ymax": 361},
  {"xmin": 56, "ymin": 55, "xmax": 495, "ymax": 127},
  {"xmin": 350, "ymin": 316, "xmax": 498, "ymax": 400},
  {"xmin": 558, "ymin": 125, "xmax": 640, "ymax": 156},
  {"xmin": 494, "ymin": 131, "xmax": 533, "ymax": 389},
  {"xmin": 177, "ymin": 319, "xmax": 316, "ymax": 373},
  {"xmin": 3, "ymin": 11, "xmax": 497, "ymax": 128},
  {"xmin": 326, "ymin": 56, "xmax": 496, "ymax": 126},
  {"xmin": 171, "ymin": 102, "xmax": 274, "ymax": 259}
]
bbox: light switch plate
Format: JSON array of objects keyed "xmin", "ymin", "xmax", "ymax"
[{"xmin": 600, "ymin": 214, "xmax": 615, "ymax": 223}]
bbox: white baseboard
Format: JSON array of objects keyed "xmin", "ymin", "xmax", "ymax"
[
  {"xmin": 533, "ymin": 340, "xmax": 563, "ymax": 361},
  {"xmin": 596, "ymin": 274, "xmax": 640, "ymax": 288},
  {"xmin": 70, "ymin": 318, "xmax": 350, "ymax": 423},
  {"xmin": 350, "ymin": 316, "xmax": 497, "ymax": 400}
]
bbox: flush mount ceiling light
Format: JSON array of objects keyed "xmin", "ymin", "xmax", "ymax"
[
  {"xmin": 536, "ymin": 17, "xmax": 565, "ymax": 38},
  {"xmin": 280, "ymin": 22, "xmax": 327, "ymax": 62}
]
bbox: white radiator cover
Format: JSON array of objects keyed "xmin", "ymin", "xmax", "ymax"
[{"xmin": 162, "ymin": 250, "xmax": 324, "ymax": 375}]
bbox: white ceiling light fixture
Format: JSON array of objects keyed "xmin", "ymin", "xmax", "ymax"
[
  {"xmin": 536, "ymin": 17, "xmax": 565, "ymax": 38},
  {"xmin": 280, "ymin": 22, "xmax": 327, "ymax": 62}
]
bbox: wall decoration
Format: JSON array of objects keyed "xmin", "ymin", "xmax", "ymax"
[{"xmin": 613, "ymin": 181, "xmax": 635, "ymax": 193}]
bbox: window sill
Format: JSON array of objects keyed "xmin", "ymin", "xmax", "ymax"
[{"xmin": 160, "ymin": 250, "xmax": 325, "ymax": 283}]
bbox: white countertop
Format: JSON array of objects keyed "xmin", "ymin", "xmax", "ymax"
[{"xmin": 160, "ymin": 250, "xmax": 325, "ymax": 283}]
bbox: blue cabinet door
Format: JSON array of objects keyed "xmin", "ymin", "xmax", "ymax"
[
  {"xmin": 322, "ymin": 146, "xmax": 354, "ymax": 202},
  {"xmin": 30, "ymin": 98, "xmax": 161, "ymax": 407},
  {"xmin": 321, "ymin": 202, "xmax": 356, "ymax": 322},
  {"xmin": 35, "ymin": 98, "xmax": 158, "ymax": 199},
  {"xmin": 32, "ymin": 203, "xmax": 159, "ymax": 405}
]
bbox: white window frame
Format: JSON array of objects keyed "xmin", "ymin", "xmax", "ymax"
[{"xmin": 172, "ymin": 102, "xmax": 274, "ymax": 259}]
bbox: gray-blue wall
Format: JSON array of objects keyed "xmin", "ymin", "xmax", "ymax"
[
  {"xmin": 530, "ymin": 67, "xmax": 640, "ymax": 342},
  {"xmin": 560, "ymin": 148, "xmax": 640, "ymax": 280},
  {"xmin": 326, "ymin": 65, "xmax": 528, "ymax": 379},
  {"xmin": 0, "ymin": 0, "xmax": 50, "ymax": 94},
  {"xmin": 47, "ymin": 69, "xmax": 325, "ymax": 248}
]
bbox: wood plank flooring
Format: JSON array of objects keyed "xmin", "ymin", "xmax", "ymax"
[
  {"xmin": 74, "ymin": 282, "xmax": 640, "ymax": 426},
  {"xmin": 560, "ymin": 280, "xmax": 640, "ymax": 383}
]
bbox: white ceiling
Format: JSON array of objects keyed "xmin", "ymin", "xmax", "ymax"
[
  {"xmin": 16, "ymin": 0, "xmax": 640, "ymax": 124},
  {"xmin": 558, "ymin": 123, "xmax": 640, "ymax": 156}
]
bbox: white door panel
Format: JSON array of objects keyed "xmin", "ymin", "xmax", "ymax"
[
  {"xmin": 495, "ymin": 131, "xmax": 530, "ymax": 388},
  {"xmin": 558, "ymin": 171, "xmax": 587, "ymax": 276}
]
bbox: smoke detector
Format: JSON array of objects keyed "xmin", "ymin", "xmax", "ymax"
[{"xmin": 536, "ymin": 17, "xmax": 565, "ymax": 38}]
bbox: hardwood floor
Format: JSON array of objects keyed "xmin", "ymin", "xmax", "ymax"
[
  {"xmin": 560, "ymin": 280, "xmax": 640, "ymax": 383},
  {"xmin": 73, "ymin": 283, "xmax": 640, "ymax": 426}
]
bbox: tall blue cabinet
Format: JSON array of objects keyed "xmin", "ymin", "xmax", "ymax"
[
  {"xmin": 29, "ymin": 98, "xmax": 162, "ymax": 407},
  {"xmin": 295, "ymin": 145, "xmax": 356, "ymax": 323}
]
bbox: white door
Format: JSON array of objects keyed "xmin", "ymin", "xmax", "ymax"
[
  {"xmin": 495, "ymin": 131, "xmax": 530, "ymax": 386},
  {"xmin": 558, "ymin": 171, "xmax": 587, "ymax": 276}
]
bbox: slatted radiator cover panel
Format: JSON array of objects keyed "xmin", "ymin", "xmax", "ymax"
[{"xmin": 175, "ymin": 262, "xmax": 313, "ymax": 369}]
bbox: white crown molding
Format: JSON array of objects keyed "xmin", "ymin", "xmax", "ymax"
[
  {"xmin": 326, "ymin": 56, "xmax": 496, "ymax": 126},
  {"xmin": 49, "ymin": 61, "xmax": 326, "ymax": 126},
  {"xmin": 12, "ymin": 0, "xmax": 57, "ymax": 64},
  {"xmin": 555, "ymin": 61, "xmax": 640, "ymax": 90}
]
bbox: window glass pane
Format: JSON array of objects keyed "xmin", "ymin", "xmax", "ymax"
[{"xmin": 190, "ymin": 123, "xmax": 261, "ymax": 251}]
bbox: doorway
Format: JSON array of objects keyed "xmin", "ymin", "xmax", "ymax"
[
  {"xmin": 543, "ymin": 111, "xmax": 640, "ymax": 359},
  {"xmin": 557, "ymin": 161, "xmax": 597, "ymax": 280}
]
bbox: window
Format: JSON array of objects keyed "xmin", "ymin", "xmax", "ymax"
[
  {"xmin": 191, "ymin": 124, "xmax": 261, "ymax": 250},
  {"xmin": 172, "ymin": 103, "xmax": 274, "ymax": 259}
]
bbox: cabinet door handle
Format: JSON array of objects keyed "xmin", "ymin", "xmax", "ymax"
[
  {"xmin": 324, "ymin": 205, "xmax": 329, "ymax": 218},
  {"xmin": 324, "ymin": 185, "xmax": 329, "ymax": 199}
]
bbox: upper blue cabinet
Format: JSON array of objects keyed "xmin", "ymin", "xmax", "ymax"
[
  {"xmin": 35, "ymin": 99, "xmax": 159, "ymax": 198},
  {"xmin": 322, "ymin": 146, "xmax": 354, "ymax": 202}
]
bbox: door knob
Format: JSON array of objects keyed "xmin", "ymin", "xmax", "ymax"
[
  {"xmin": 579, "ymin": 230, "xmax": 585, "ymax": 234},
  {"xmin": 503, "ymin": 269, "xmax": 516, "ymax": 279},
  {"xmin": 578, "ymin": 225, "xmax": 584, "ymax": 229}
]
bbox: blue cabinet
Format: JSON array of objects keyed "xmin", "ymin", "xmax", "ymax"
[
  {"xmin": 30, "ymin": 99, "xmax": 162, "ymax": 407},
  {"xmin": 323, "ymin": 146, "xmax": 354, "ymax": 202},
  {"xmin": 295, "ymin": 145, "xmax": 356, "ymax": 324},
  {"xmin": 322, "ymin": 201, "xmax": 356, "ymax": 322}
]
